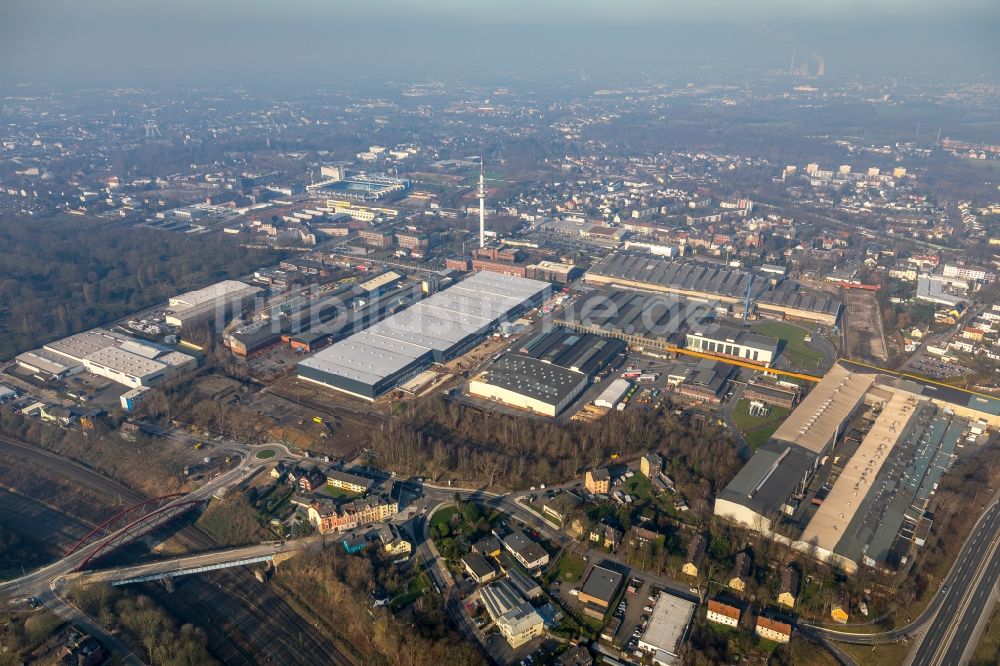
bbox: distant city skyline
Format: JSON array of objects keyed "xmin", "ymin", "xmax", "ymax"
[{"xmin": 1, "ymin": 0, "xmax": 998, "ymax": 86}]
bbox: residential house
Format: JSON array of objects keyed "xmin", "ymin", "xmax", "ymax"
[
  {"xmin": 473, "ymin": 535, "xmax": 503, "ymax": 558},
  {"xmin": 462, "ymin": 552, "xmax": 497, "ymax": 584},
  {"xmin": 778, "ymin": 565, "xmax": 800, "ymax": 608},
  {"xmin": 307, "ymin": 495, "xmax": 399, "ymax": 534},
  {"xmin": 59, "ymin": 634, "xmax": 106, "ymax": 666},
  {"xmin": 588, "ymin": 524, "xmax": 622, "ymax": 551},
  {"xmin": 502, "ymin": 529, "xmax": 549, "ymax": 570},
  {"xmin": 379, "ymin": 523, "xmax": 411, "ymax": 557},
  {"xmin": 585, "ymin": 468, "xmax": 610, "ymax": 494},
  {"xmin": 557, "ymin": 644, "xmax": 594, "ymax": 666},
  {"xmin": 627, "ymin": 526, "xmax": 661, "ymax": 548},
  {"xmin": 640, "ymin": 452, "xmax": 663, "ymax": 478},
  {"xmin": 538, "ymin": 492, "xmax": 582, "ymax": 524},
  {"xmin": 298, "ymin": 467, "xmax": 326, "ymax": 493},
  {"xmin": 682, "ymin": 534, "xmax": 707, "ymax": 578},
  {"xmin": 755, "ymin": 615, "xmax": 792, "ymax": 644},
  {"xmin": 706, "ymin": 599, "xmax": 741, "ymax": 628},
  {"xmin": 326, "ymin": 469, "xmax": 372, "ymax": 494},
  {"xmin": 40, "ymin": 404, "xmax": 76, "ymax": 426},
  {"xmin": 728, "ymin": 552, "xmax": 751, "ymax": 593}
]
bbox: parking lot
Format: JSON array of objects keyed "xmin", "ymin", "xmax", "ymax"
[
  {"xmin": 610, "ymin": 576, "xmax": 665, "ymax": 657},
  {"xmin": 903, "ymin": 352, "xmax": 972, "ymax": 379}
]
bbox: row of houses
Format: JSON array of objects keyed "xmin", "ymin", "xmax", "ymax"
[
  {"xmin": 706, "ymin": 599, "xmax": 794, "ymax": 644},
  {"xmin": 303, "ymin": 495, "xmax": 399, "ymax": 534},
  {"xmin": 271, "ymin": 462, "xmax": 375, "ymax": 496}
]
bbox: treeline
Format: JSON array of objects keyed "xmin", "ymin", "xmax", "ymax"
[
  {"xmin": 0, "ymin": 409, "xmax": 183, "ymax": 498},
  {"xmin": 72, "ymin": 584, "xmax": 217, "ymax": 666},
  {"xmin": 0, "ymin": 215, "xmax": 287, "ymax": 359},
  {"xmin": 273, "ymin": 546, "xmax": 484, "ymax": 666},
  {"xmin": 372, "ymin": 396, "xmax": 741, "ymax": 503}
]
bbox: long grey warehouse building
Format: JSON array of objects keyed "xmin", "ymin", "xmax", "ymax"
[
  {"xmin": 585, "ymin": 251, "xmax": 841, "ymax": 325},
  {"xmin": 297, "ymin": 272, "xmax": 550, "ymax": 400}
]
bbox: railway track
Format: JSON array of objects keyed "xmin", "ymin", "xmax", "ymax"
[{"xmin": 0, "ymin": 434, "xmax": 351, "ymax": 664}]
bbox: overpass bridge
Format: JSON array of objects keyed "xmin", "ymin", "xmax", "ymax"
[{"xmin": 62, "ymin": 539, "xmax": 313, "ymax": 587}]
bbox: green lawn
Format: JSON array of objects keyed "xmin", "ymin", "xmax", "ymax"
[
  {"xmin": 429, "ymin": 506, "xmax": 460, "ymax": 532},
  {"xmin": 325, "ymin": 485, "xmax": 362, "ymax": 500},
  {"xmin": 390, "ymin": 572, "xmax": 432, "ymax": 610},
  {"xmin": 751, "ymin": 321, "xmax": 826, "ymax": 370},
  {"xmin": 547, "ymin": 553, "xmax": 587, "ymax": 584},
  {"xmin": 624, "ymin": 473, "xmax": 654, "ymax": 502},
  {"xmin": 730, "ymin": 399, "xmax": 791, "ymax": 451},
  {"xmin": 255, "ymin": 449, "xmax": 276, "ymax": 459}
]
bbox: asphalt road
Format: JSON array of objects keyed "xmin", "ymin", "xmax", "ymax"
[
  {"xmin": 908, "ymin": 498, "xmax": 1000, "ymax": 666},
  {"xmin": 805, "ymin": 494, "xmax": 1000, "ymax": 658}
]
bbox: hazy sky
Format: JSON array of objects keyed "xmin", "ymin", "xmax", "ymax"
[{"xmin": 2, "ymin": 0, "xmax": 998, "ymax": 87}]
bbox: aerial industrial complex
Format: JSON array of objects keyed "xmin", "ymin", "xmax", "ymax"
[
  {"xmin": 297, "ymin": 271, "xmax": 550, "ymax": 400},
  {"xmin": 715, "ymin": 363, "xmax": 1000, "ymax": 572},
  {"xmin": 16, "ymin": 329, "xmax": 196, "ymax": 389},
  {"xmin": 469, "ymin": 327, "xmax": 626, "ymax": 416}
]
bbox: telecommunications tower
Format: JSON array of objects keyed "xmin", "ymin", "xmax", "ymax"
[{"xmin": 479, "ymin": 157, "xmax": 486, "ymax": 248}]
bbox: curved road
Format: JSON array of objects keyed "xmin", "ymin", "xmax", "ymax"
[{"xmin": 804, "ymin": 493, "xmax": 1000, "ymax": 658}]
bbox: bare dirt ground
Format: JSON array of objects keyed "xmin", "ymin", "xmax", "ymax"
[{"xmin": 843, "ymin": 288, "xmax": 889, "ymax": 362}]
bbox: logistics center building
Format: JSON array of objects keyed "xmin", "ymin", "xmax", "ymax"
[
  {"xmin": 16, "ymin": 329, "xmax": 196, "ymax": 389},
  {"xmin": 297, "ymin": 272, "xmax": 549, "ymax": 400}
]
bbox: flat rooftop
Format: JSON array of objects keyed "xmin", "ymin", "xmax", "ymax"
[
  {"xmin": 800, "ymin": 392, "xmax": 922, "ymax": 554},
  {"xmin": 639, "ymin": 592, "xmax": 697, "ymax": 660},
  {"xmin": 169, "ymin": 280, "xmax": 261, "ymax": 309},
  {"xmin": 84, "ymin": 346, "xmax": 166, "ymax": 378},
  {"xmin": 771, "ymin": 364, "xmax": 876, "ymax": 454},
  {"xmin": 300, "ymin": 272, "xmax": 548, "ymax": 388},
  {"xmin": 474, "ymin": 353, "xmax": 587, "ymax": 407},
  {"xmin": 44, "ymin": 330, "xmax": 120, "ymax": 361},
  {"xmin": 688, "ymin": 323, "xmax": 779, "ymax": 352},
  {"xmin": 579, "ymin": 565, "xmax": 623, "ymax": 604}
]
